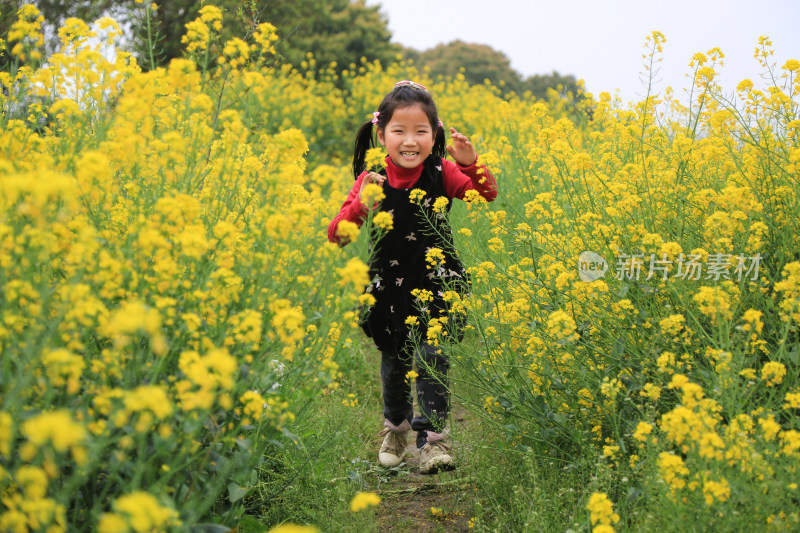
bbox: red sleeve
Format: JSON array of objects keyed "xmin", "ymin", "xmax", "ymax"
[
  {"xmin": 327, "ymin": 171, "xmax": 370, "ymax": 245},
  {"xmin": 441, "ymin": 156, "xmax": 498, "ymax": 201}
]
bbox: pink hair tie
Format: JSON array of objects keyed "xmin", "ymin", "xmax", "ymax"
[
  {"xmin": 371, "ymin": 111, "xmax": 380, "ymax": 125},
  {"xmin": 438, "ymin": 119, "xmax": 443, "ymax": 128},
  {"xmin": 394, "ymin": 80, "xmax": 427, "ymax": 91}
]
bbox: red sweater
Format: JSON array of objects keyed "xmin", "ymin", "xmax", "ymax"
[{"xmin": 328, "ymin": 156, "xmax": 498, "ymax": 244}]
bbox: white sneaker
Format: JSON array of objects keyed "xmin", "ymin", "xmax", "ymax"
[
  {"xmin": 419, "ymin": 433, "xmax": 454, "ymax": 474},
  {"xmin": 378, "ymin": 419, "xmax": 411, "ymax": 467}
]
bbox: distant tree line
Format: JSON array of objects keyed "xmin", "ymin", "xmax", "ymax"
[
  {"xmin": 404, "ymin": 40, "xmax": 581, "ymax": 99},
  {"xmin": 1, "ymin": 0, "xmax": 579, "ymax": 99}
]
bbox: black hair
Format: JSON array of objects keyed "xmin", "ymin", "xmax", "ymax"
[{"xmin": 352, "ymin": 84, "xmax": 447, "ymax": 179}]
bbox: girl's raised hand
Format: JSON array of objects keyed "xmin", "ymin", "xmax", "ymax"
[{"xmin": 446, "ymin": 127, "xmax": 478, "ymax": 167}]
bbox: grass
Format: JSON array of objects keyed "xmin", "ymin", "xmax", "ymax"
[
  {"xmin": 233, "ymin": 334, "xmax": 607, "ymax": 532},
  {"xmin": 236, "ymin": 337, "xmax": 382, "ymax": 531}
]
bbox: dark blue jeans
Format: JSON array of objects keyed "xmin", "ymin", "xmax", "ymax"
[{"xmin": 381, "ymin": 343, "xmax": 449, "ymax": 448}]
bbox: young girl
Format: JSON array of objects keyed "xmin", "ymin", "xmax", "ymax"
[{"xmin": 328, "ymin": 80, "xmax": 497, "ymax": 474}]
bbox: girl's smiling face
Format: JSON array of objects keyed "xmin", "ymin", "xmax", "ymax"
[{"xmin": 377, "ymin": 104, "xmax": 435, "ymax": 169}]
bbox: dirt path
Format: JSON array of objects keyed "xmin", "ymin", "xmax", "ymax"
[{"xmin": 372, "ymin": 404, "xmax": 476, "ymax": 532}]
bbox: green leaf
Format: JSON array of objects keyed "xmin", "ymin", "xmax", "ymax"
[
  {"xmin": 238, "ymin": 515, "xmax": 267, "ymax": 533},
  {"xmin": 617, "ymin": 283, "xmax": 630, "ymax": 298},
  {"xmin": 787, "ymin": 344, "xmax": 799, "ymax": 365},
  {"xmin": 227, "ymin": 483, "xmax": 250, "ymax": 503}
]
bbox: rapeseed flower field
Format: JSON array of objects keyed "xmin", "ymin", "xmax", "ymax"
[{"xmin": 1, "ymin": 4, "xmax": 798, "ymax": 532}]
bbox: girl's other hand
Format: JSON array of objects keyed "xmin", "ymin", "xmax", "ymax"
[
  {"xmin": 359, "ymin": 171, "xmax": 386, "ymax": 211},
  {"xmin": 446, "ymin": 127, "xmax": 478, "ymax": 167}
]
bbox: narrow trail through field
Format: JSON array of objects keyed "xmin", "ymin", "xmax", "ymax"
[{"xmin": 371, "ymin": 401, "xmax": 476, "ymax": 532}]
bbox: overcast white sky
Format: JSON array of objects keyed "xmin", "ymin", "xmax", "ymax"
[{"xmin": 367, "ymin": 0, "xmax": 799, "ymax": 104}]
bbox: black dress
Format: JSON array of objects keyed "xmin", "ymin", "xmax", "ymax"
[{"xmin": 360, "ymin": 155, "xmax": 469, "ymax": 354}]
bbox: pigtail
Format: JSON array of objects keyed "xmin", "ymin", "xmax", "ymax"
[
  {"xmin": 352, "ymin": 121, "xmax": 376, "ymax": 180},
  {"xmin": 433, "ymin": 124, "xmax": 447, "ymax": 159}
]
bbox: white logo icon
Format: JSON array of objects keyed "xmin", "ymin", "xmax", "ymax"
[{"xmin": 578, "ymin": 251, "xmax": 608, "ymax": 282}]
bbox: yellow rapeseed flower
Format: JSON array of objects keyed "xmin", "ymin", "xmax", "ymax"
[
  {"xmin": 0, "ymin": 412, "xmax": 13, "ymax": 455},
  {"xmin": 784, "ymin": 391, "xmax": 800, "ymax": 409},
  {"xmin": 337, "ymin": 257, "xmax": 370, "ymax": 291},
  {"xmin": 640, "ymin": 383, "xmax": 661, "ymax": 401},
  {"xmin": 361, "ymin": 183, "xmax": 385, "ymax": 207},
  {"xmin": 98, "ymin": 492, "xmax": 181, "ymax": 532},
  {"xmin": 350, "ymin": 491, "xmax": 381, "ymax": 512},
  {"xmin": 693, "ymin": 286, "xmax": 733, "ymax": 323},
  {"xmin": 780, "ymin": 430, "xmax": 800, "ymax": 457},
  {"xmin": 659, "ymin": 314, "xmax": 685, "ymax": 337},
  {"xmin": 15, "ymin": 465, "xmax": 49, "ymax": 499},
  {"xmin": 546, "ymin": 309, "xmax": 578, "ymax": 343},
  {"xmin": 633, "ymin": 421, "xmax": 653, "ymax": 443},
  {"xmin": 658, "ymin": 452, "xmax": 689, "ymax": 490},
  {"xmin": 373, "ymin": 211, "xmax": 393, "ymax": 230},
  {"xmin": 22, "ymin": 410, "xmax": 86, "ymax": 454},
  {"xmin": 586, "ymin": 492, "xmax": 619, "ymax": 527},
  {"xmin": 123, "ymin": 385, "xmax": 173, "ymax": 425},
  {"xmin": 741, "ymin": 309, "xmax": 764, "ymax": 333},
  {"xmin": 409, "ymin": 188, "xmax": 427, "ymax": 203},
  {"xmin": 336, "ymin": 220, "xmax": 360, "ymax": 243},
  {"xmin": 782, "ymin": 59, "xmax": 799, "ymax": 72},
  {"xmin": 272, "ymin": 306, "xmax": 306, "ymax": 345},
  {"xmin": 761, "ymin": 361, "xmax": 787, "ymax": 386},
  {"xmin": 365, "ymin": 147, "xmax": 388, "ymax": 170},
  {"xmin": 433, "ymin": 196, "xmax": 450, "ymax": 214},
  {"xmin": 221, "ymin": 37, "xmax": 250, "ymax": 68},
  {"xmin": 253, "ymin": 22, "xmax": 279, "ymax": 56},
  {"xmin": 425, "ymin": 247, "xmax": 446, "ymax": 269},
  {"xmin": 702, "ymin": 478, "xmax": 731, "ymax": 506},
  {"xmin": 240, "ymin": 390, "xmax": 267, "ymax": 421}
]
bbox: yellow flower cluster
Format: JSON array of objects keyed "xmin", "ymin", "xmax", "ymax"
[
  {"xmin": 0, "ymin": 7, "xmax": 368, "ymax": 529},
  {"xmin": 373, "ymin": 211, "xmax": 394, "ymax": 230},
  {"xmin": 220, "ymin": 37, "xmax": 250, "ymax": 68},
  {"xmin": 775, "ymin": 262, "xmax": 800, "ymax": 324},
  {"xmin": 432, "ymin": 196, "xmax": 450, "ymax": 214},
  {"xmin": 6, "ymin": 5, "xmax": 45, "ymax": 61},
  {"xmin": 365, "ymin": 147, "xmax": 388, "ymax": 170},
  {"xmin": 658, "ymin": 452, "xmax": 689, "ymax": 490},
  {"xmin": 182, "ymin": 5, "xmax": 222, "ymax": 53},
  {"xmin": 349, "ymin": 491, "xmax": 381, "ymax": 512},
  {"xmin": 409, "ymin": 188, "xmax": 427, "ymax": 203},
  {"xmin": 360, "ymin": 183, "xmax": 385, "ymax": 208},
  {"xmin": 586, "ymin": 492, "xmax": 619, "ymax": 533},
  {"xmin": 97, "ymin": 492, "xmax": 181, "ymax": 532},
  {"xmin": 425, "ymin": 247, "xmax": 446, "ymax": 270},
  {"xmin": 253, "ymin": 22, "xmax": 279, "ymax": 56},
  {"xmin": 417, "ymin": 30, "xmax": 800, "ymax": 528}
]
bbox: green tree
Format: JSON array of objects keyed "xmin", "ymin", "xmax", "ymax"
[
  {"xmin": 266, "ymin": 0, "xmax": 400, "ymax": 73},
  {"xmin": 405, "ymin": 39, "xmax": 582, "ymax": 100},
  {"xmin": 521, "ymin": 70, "xmax": 582, "ymax": 100},
  {"xmin": 1, "ymin": 0, "xmax": 399, "ymax": 73},
  {"xmin": 405, "ymin": 40, "xmax": 523, "ymax": 93}
]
